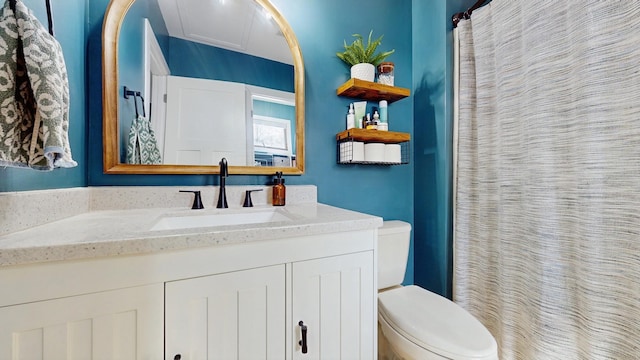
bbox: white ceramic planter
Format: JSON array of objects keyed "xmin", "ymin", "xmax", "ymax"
[{"xmin": 350, "ymin": 63, "xmax": 375, "ymax": 82}]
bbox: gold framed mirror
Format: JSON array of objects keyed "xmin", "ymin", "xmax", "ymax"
[{"xmin": 102, "ymin": 0, "xmax": 304, "ymax": 175}]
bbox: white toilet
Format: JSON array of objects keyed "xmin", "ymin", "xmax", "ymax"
[{"xmin": 377, "ymin": 221, "xmax": 499, "ymax": 360}]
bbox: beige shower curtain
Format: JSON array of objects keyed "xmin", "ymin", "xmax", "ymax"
[{"xmin": 453, "ymin": 1, "xmax": 640, "ymax": 358}]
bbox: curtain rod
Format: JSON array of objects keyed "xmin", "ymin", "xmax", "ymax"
[{"xmin": 452, "ymin": 0, "xmax": 488, "ymax": 28}]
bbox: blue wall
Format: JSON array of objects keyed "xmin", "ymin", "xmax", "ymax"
[
  {"xmin": 412, "ymin": 0, "xmax": 475, "ymax": 297},
  {"xmin": 0, "ymin": 0, "xmax": 86, "ymax": 191},
  {"xmin": 168, "ymin": 37, "xmax": 294, "ymax": 92},
  {"xmin": 0, "ymin": 0, "xmax": 477, "ymax": 294}
]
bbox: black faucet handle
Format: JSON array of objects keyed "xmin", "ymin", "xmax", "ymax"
[
  {"xmin": 219, "ymin": 157, "xmax": 228, "ymax": 177},
  {"xmin": 243, "ymin": 189, "xmax": 264, "ymax": 207},
  {"xmin": 179, "ymin": 190, "xmax": 204, "ymax": 209}
]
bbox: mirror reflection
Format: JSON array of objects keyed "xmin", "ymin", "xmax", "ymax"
[{"xmin": 103, "ymin": 0, "xmax": 305, "ymax": 174}]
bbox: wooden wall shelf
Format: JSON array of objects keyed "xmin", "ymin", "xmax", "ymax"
[
  {"xmin": 336, "ymin": 128, "xmax": 410, "ymax": 144},
  {"xmin": 336, "ymin": 79, "xmax": 410, "ymax": 103},
  {"xmin": 336, "ymin": 129, "xmax": 410, "ymax": 165}
]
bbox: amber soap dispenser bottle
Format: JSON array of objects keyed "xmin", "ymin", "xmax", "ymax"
[{"xmin": 272, "ymin": 171, "xmax": 286, "ymax": 206}]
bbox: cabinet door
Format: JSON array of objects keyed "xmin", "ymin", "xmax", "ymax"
[
  {"xmin": 0, "ymin": 284, "xmax": 164, "ymax": 360},
  {"xmin": 165, "ymin": 264, "xmax": 286, "ymax": 360},
  {"xmin": 292, "ymin": 251, "xmax": 375, "ymax": 360}
]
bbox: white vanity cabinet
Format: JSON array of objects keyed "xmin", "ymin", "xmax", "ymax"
[
  {"xmin": 165, "ymin": 264, "xmax": 287, "ymax": 359},
  {"xmin": 0, "ymin": 209, "xmax": 379, "ymax": 360},
  {"xmin": 164, "ymin": 250, "xmax": 375, "ymax": 360},
  {"xmin": 292, "ymin": 251, "xmax": 375, "ymax": 360},
  {"xmin": 0, "ymin": 284, "xmax": 164, "ymax": 360}
]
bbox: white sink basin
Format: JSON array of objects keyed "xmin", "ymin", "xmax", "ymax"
[{"xmin": 150, "ymin": 209, "xmax": 292, "ymax": 231}]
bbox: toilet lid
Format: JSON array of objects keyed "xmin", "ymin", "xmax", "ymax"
[{"xmin": 378, "ymin": 285, "xmax": 497, "ymax": 360}]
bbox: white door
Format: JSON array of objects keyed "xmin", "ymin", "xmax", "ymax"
[
  {"xmin": 163, "ymin": 76, "xmax": 247, "ymax": 165},
  {"xmin": 165, "ymin": 264, "xmax": 286, "ymax": 360},
  {"xmin": 0, "ymin": 284, "xmax": 164, "ymax": 360},
  {"xmin": 291, "ymin": 251, "xmax": 376, "ymax": 360},
  {"xmin": 150, "ymin": 74, "xmax": 168, "ymax": 156}
]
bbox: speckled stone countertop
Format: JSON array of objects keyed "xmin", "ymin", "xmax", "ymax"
[{"xmin": 0, "ymin": 203, "xmax": 382, "ymax": 267}]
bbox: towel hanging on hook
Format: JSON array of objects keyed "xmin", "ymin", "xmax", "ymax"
[
  {"xmin": 8, "ymin": 0, "xmax": 54, "ymax": 35},
  {"xmin": 126, "ymin": 101, "xmax": 161, "ymax": 164},
  {"xmin": 0, "ymin": 0, "xmax": 76, "ymax": 170},
  {"xmin": 123, "ymin": 85, "xmax": 159, "ymax": 164}
]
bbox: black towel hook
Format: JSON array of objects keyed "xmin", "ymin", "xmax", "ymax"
[
  {"xmin": 137, "ymin": 93, "xmax": 146, "ymax": 118},
  {"xmin": 133, "ymin": 93, "xmax": 140, "ymax": 118},
  {"xmin": 124, "ymin": 86, "xmax": 145, "ymax": 118},
  {"xmin": 123, "ymin": 86, "xmax": 137, "ymax": 99},
  {"xmin": 45, "ymin": 0, "xmax": 54, "ymax": 36},
  {"xmin": 9, "ymin": 0, "xmax": 54, "ymax": 36}
]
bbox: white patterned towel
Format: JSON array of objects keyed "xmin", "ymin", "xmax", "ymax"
[
  {"xmin": 126, "ymin": 115, "xmax": 162, "ymax": 165},
  {"xmin": 0, "ymin": 0, "xmax": 76, "ymax": 170}
]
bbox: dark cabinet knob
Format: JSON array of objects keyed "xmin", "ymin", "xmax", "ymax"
[
  {"xmin": 298, "ymin": 320, "xmax": 308, "ymax": 354},
  {"xmin": 173, "ymin": 354, "xmax": 181, "ymax": 360}
]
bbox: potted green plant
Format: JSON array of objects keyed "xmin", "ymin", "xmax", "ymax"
[{"xmin": 336, "ymin": 30, "xmax": 395, "ymax": 82}]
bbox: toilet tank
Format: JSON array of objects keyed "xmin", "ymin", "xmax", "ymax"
[{"xmin": 378, "ymin": 220, "xmax": 412, "ymax": 290}]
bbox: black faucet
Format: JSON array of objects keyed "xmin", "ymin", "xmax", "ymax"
[{"xmin": 216, "ymin": 157, "xmax": 228, "ymax": 208}]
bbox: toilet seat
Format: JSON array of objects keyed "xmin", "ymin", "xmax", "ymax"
[{"xmin": 378, "ymin": 285, "xmax": 498, "ymax": 360}]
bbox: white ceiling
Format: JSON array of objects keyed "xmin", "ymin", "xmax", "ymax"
[{"xmin": 157, "ymin": 0, "xmax": 293, "ymax": 65}]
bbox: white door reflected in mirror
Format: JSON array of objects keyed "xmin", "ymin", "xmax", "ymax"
[
  {"xmin": 163, "ymin": 76, "xmax": 248, "ymax": 165},
  {"xmin": 158, "ymin": 76, "xmax": 295, "ymax": 166}
]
